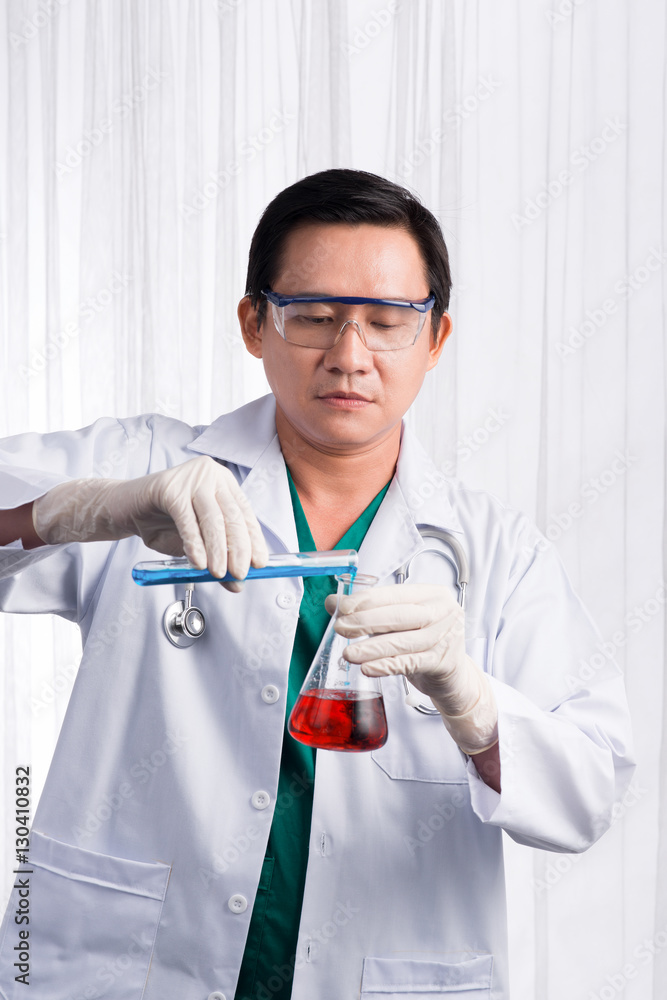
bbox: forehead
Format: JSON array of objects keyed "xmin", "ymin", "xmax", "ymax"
[{"xmin": 273, "ymin": 222, "xmax": 429, "ymax": 298}]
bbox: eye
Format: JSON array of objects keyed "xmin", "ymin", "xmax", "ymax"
[
  {"xmin": 367, "ymin": 306, "xmax": 410, "ymax": 330},
  {"xmin": 294, "ymin": 314, "xmax": 335, "ymax": 326},
  {"xmin": 287, "ymin": 304, "xmax": 336, "ymax": 326}
]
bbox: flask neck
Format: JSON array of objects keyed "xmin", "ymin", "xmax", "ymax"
[{"xmin": 335, "ymin": 571, "xmax": 377, "ymax": 600}]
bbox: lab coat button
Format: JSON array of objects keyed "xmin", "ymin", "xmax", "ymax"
[
  {"xmin": 276, "ymin": 592, "xmax": 295, "ymax": 608},
  {"xmin": 227, "ymin": 894, "xmax": 248, "ymax": 913},
  {"xmin": 207, "ymin": 993, "xmax": 227, "ymax": 1000},
  {"xmin": 251, "ymin": 790, "xmax": 270, "ymax": 810},
  {"xmin": 261, "ymin": 684, "xmax": 280, "ymax": 704}
]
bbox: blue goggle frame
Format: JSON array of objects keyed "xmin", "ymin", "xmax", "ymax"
[{"xmin": 261, "ymin": 289, "xmax": 436, "ymax": 312}]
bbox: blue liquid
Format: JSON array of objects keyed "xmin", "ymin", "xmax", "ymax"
[{"xmin": 132, "ymin": 557, "xmax": 358, "ymax": 587}]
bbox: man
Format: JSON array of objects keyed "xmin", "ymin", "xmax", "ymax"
[{"xmin": 0, "ymin": 169, "xmax": 633, "ymax": 999}]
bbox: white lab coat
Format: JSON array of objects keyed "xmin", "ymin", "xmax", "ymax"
[{"xmin": 0, "ymin": 393, "xmax": 633, "ymax": 1000}]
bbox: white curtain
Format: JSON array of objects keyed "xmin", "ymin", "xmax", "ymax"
[{"xmin": 0, "ymin": 1, "xmax": 664, "ymax": 996}]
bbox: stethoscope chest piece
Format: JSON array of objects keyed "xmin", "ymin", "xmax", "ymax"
[{"xmin": 163, "ymin": 585, "xmax": 206, "ymax": 648}]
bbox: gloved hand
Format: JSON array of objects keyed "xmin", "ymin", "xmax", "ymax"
[
  {"xmin": 32, "ymin": 455, "xmax": 269, "ymax": 591},
  {"xmin": 324, "ymin": 583, "xmax": 498, "ymax": 755}
]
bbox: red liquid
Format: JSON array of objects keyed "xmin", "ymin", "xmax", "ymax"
[{"xmin": 289, "ymin": 689, "xmax": 388, "ymax": 752}]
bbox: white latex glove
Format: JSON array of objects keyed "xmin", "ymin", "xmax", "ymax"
[
  {"xmin": 325, "ymin": 583, "xmax": 498, "ymax": 755},
  {"xmin": 32, "ymin": 455, "xmax": 269, "ymax": 592}
]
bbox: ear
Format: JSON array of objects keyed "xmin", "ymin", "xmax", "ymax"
[
  {"xmin": 237, "ymin": 295, "xmax": 264, "ymax": 359},
  {"xmin": 426, "ymin": 312, "xmax": 453, "ymax": 372}
]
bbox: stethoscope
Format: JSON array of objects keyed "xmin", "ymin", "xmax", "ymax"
[
  {"xmin": 162, "ymin": 527, "xmax": 470, "ymax": 716},
  {"xmin": 395, "ymin": 528, "xmax": 470, "ymax": 716},
  {"xmin": 163, "ymin": 586, "xmax": 207, "ymax": 648}
]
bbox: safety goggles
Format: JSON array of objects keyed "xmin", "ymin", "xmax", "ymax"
[{"xmin": 261, "ymin": 289, "xmax": 436, "ymax": 352}]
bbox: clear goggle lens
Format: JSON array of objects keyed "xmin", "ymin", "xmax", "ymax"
[{"xmin": 270, "ymin": 300, "xmax": 432, "ymax": 351}]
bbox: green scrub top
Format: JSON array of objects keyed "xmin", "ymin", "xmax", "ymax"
[{"xmin": 234, "ymin": 469, "xmax": 391, "ymax": 1000}]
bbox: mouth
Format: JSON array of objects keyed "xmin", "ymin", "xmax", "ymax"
[
  {"xmin": 317, "ymin": 392, "xmax": 372, "ymax": 408},
  {"xmin": 319, "ymin": 391, "xmax": 372, "ymax": 401}
]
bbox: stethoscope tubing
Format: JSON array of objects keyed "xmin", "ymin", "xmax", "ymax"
[{"xmin": 396, "ymin": 528, "xmax": 469, "ymax": 716}]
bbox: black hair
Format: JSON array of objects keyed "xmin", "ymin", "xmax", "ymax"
[{"xmin": 244, "ymin": 168, "xmax": 451, "ymax": 339}]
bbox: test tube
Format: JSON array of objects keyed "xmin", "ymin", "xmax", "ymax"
[{"xmin": 132, "ymin": 550, "xmax": 358, "ymax": 586}]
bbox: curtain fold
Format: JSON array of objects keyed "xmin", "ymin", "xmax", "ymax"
[{"xmin": 0, "ymin": 2, "xmax": 664, "ymax": 997}]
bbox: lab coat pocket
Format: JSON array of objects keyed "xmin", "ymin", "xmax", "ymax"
[
  {"xmin": 371, "ymin": 638, "xmax": 488, "ymax": 783},
  {"xmin": 0, "ymin": 831, "xmax": 171, "ymax": 1000},
  {"xmin": 360, "ymin": 955, "xmax": 493, "ymax": 997}
]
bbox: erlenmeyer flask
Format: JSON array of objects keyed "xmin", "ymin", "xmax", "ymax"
[{"xmin": 288, "ymin": 573, "xmax": 388, "ymax": 752}]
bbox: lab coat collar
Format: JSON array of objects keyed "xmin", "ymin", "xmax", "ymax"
[
  {"xmin": 187, "ymin": 393, "xmax": 279, "ymax": 468},
  {"xmin": 186, "ymin": 394, "xmax": 298, "ymax": 551},
  {"xmin": 357, "ymin": 421, "xmax": 464, "ymax": 582},
  {"xmin": 186, "ymin": 394, "xmax": 464, "ymax": 568},
  {"xmin": 394, "ymin": 421, "xmax": 463, "ymax": 535}
]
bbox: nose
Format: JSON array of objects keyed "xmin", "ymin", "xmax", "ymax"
[{"xmin": 322, "ymin": 320, "xmax": 374, "ymax": 374}]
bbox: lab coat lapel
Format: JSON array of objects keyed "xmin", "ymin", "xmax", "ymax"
[
  {"xmin": 186, "ymin": 394, "xmax": 298, "ymax": 553},
  {"xmin": 358, "ymin": 423, "xmax": 464, "ymax": 583},
  {"xmin": 239, "ymin": 435, "xmax": 299, "ymax": 554}
]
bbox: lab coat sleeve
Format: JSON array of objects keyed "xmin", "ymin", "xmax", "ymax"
[
  {"xmin": 0, "ymin": 416, "xmax": 160, "ymax": 617},
  {"xmin": 466, "ymin": 525, "xmax": 635, "ymax": 854}
]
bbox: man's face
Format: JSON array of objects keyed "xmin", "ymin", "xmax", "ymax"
[{"xmin": 239, "ymin": 222, "xmax": 451, "ymax": 456}]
